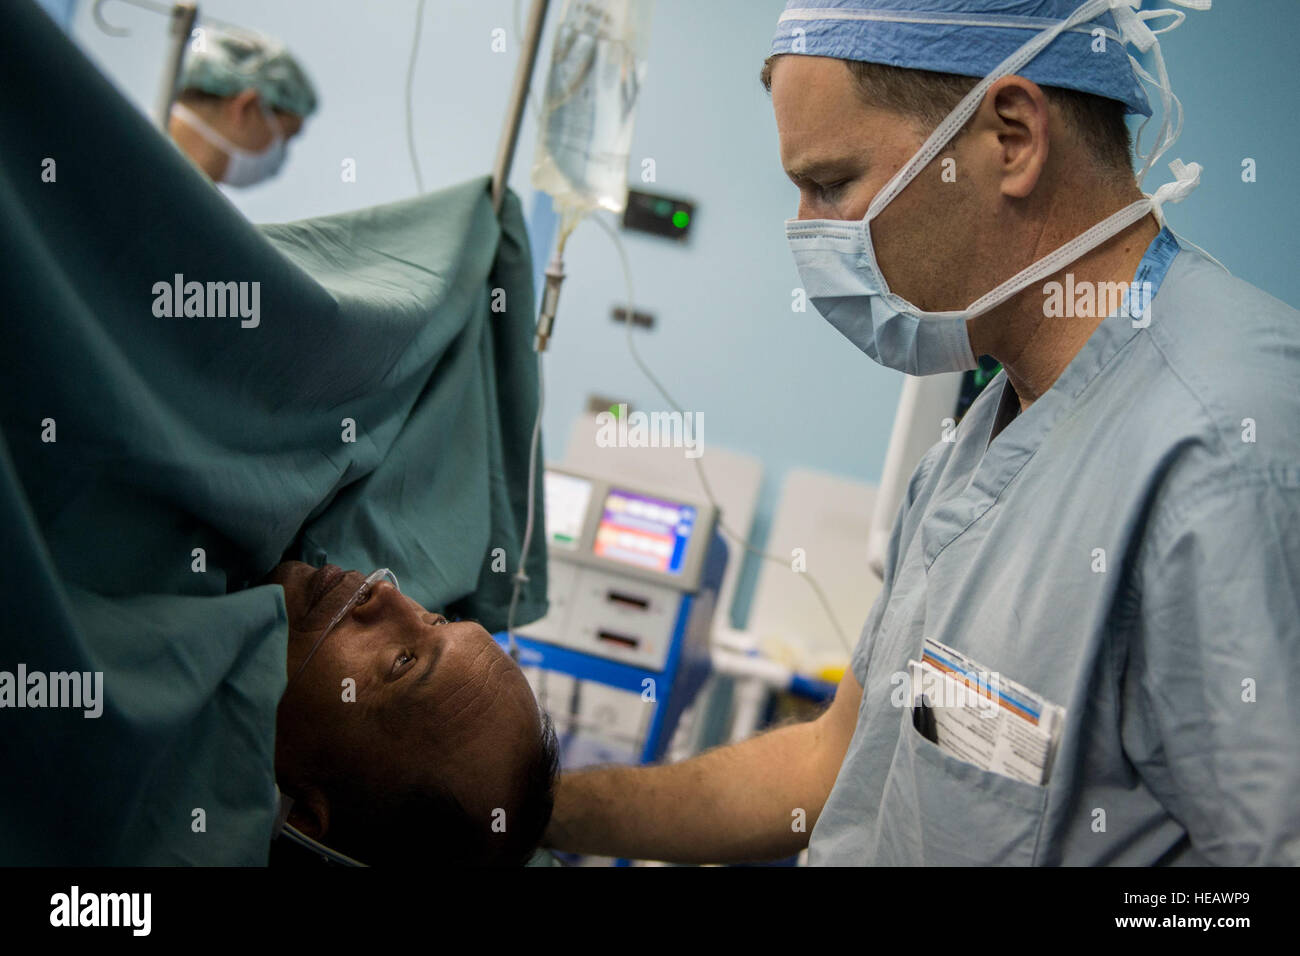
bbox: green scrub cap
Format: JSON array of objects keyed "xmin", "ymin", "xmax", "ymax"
[{"xmin": 180, "ymin": 26, "xmax": 318, "ymax": 117}]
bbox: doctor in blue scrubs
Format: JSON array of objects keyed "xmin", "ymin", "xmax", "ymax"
[{"xmin": 543, "ymin": 0, "xmax": 1300, "ymax": 865}]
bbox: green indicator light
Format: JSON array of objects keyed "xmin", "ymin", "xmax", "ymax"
[{"xmin": 672, "ymin": 210, "xmax": 690, "ymax": 229}]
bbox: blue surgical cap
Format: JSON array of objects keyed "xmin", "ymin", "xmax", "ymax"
[{"xmin": 770, "ymin": 0, "xmax": 1152, "ymax": 116}]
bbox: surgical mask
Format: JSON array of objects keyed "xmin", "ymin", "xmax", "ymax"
[
  {"xmin": 785, "ymin": 0, "xmax": 1207, "ymax": 376},
  {"xmin": 171, "ymin": 101, "xmax": 289, "ymax": 187}
]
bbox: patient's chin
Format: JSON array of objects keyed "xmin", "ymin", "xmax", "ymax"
[
  {"xmin": 264, "ymin": 559, "xmax": 310, "ymax": 588},
  {"xmin": 264, "ymin": 560, "xmax": 315, "ymax": 617}
]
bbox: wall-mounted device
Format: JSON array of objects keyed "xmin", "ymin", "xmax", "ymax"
[{"xmin": 622, "ymin": 188, "xmax": 695, "ymax": 242}]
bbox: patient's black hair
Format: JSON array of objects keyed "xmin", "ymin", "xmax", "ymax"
[{"xmin": 274, "ymin": 712, "xmax": 560, "ymax": 867}]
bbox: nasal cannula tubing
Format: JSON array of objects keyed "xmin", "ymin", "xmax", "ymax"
[{"xmin": 506, "ymin": 211, "xmax": 855, "ymax": 659}]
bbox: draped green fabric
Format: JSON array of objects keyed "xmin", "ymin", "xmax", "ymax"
[{"xmin": 0, "ymin": 0, "xmax": 547, "ymax": 864}]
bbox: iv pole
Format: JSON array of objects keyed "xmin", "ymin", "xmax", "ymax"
[
  {"xmin": 489, "ymin": 0, "xmax": 562, "ymax": 352},
  {"xmin": 490, "ymin": 0, "xmax": 550, "ymax": 216},
  {"xmin": 93, "ymin": 0, "xmax": 209, "ymax": 132},
  {"xmin": 155, "ymin": 2, "xmax": 198, "ymax": 129}
]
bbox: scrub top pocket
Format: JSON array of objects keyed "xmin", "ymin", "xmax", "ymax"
[{"xmin": 875, "ymin": 706, "xmax": 1049, "ymax": 865}]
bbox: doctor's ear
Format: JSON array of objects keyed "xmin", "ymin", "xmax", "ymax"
[
  {"xmin": 224, "ymin": 88, "xmax": 266, "ymax": 126},
  {"xmin": 982, "ymin": 75, "xmax": 1051, "ymax": 200}
]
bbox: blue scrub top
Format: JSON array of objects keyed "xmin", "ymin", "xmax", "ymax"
[{"xmin": 810, "ymin": 228, "xmax": 1300, "ymax": 865}]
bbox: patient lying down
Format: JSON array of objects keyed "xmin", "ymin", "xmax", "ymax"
[{"xmin": 268, "ymin": 561, "xmax": 559, "ymax": 866}]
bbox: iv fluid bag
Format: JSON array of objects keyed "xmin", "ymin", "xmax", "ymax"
[{"xmin": 531, "ymin": 0, "xmax": 653, "ymax": 221}]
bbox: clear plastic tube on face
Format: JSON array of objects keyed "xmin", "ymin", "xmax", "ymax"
[{"xmin": 286, "ymin": 568, "xmax": 399, "ymax": 689}]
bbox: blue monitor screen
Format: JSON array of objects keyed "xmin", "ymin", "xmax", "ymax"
[{"xmin": 594, "ymin": 488, "xmax": 696, "ymax": 574}]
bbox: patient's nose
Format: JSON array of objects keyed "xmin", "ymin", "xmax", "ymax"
[
  {"xmin": 351, "ymin": 583, "xmax": 454, "ymax": 651},
  {"xmin": 350, "ymin": 579, "xmax": 416, "ymax": 627}
]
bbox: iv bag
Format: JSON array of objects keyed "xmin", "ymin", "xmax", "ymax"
[{"xmin": 531, "ymin": 0, "xmax": 653, "ymax": 231}]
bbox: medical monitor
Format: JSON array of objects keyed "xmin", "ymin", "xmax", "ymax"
[
  {"xmin": 543, "ymin": 467, "xmax": 715, "ymax": 590},
  {"xmin": 594, "ymin": 487, "xmax": 697, "ymax": 575},
  {"xmin": 544, "ymin": 471, "xmax": 593, "ymax": 550}
]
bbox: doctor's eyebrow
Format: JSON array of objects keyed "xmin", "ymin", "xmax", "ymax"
[{"xmin": 785, "ymin": 158, "xmax": 863, "ymax": 184}]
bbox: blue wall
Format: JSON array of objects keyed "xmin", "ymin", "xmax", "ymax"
[
  {"xmin": 34, "ymin": 0, "xmax": 74, "ymax": 29},
  {"xmin": 1135, "ymin": 0, "xmax": 1300, "ymax": 302},
  {"xmin": 66, "ymin": 0, "xmax": 1300, "ymax": 627}
]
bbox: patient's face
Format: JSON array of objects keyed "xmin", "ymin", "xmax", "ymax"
[{"xmin": 269, "ymin": 561, "xmax": 542, "ymax": 844}]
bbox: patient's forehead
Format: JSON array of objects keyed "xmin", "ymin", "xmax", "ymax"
[{"xmin": 309, "ymin": 581, "xmax": 541, "ymax": 802}]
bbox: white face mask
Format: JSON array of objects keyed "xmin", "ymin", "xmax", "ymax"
[
  {"xmin": 172, "ymin": 101, "xmax": 288, "ymax": 187},
  {"xmin": 785, "ymin": 0, "xmax": 1205, "ymax": 377}
]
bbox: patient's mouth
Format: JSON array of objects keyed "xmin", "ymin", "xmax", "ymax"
[{"xmin": 306, "ymin": 564, "xmax": 347, "ymax": 614}]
